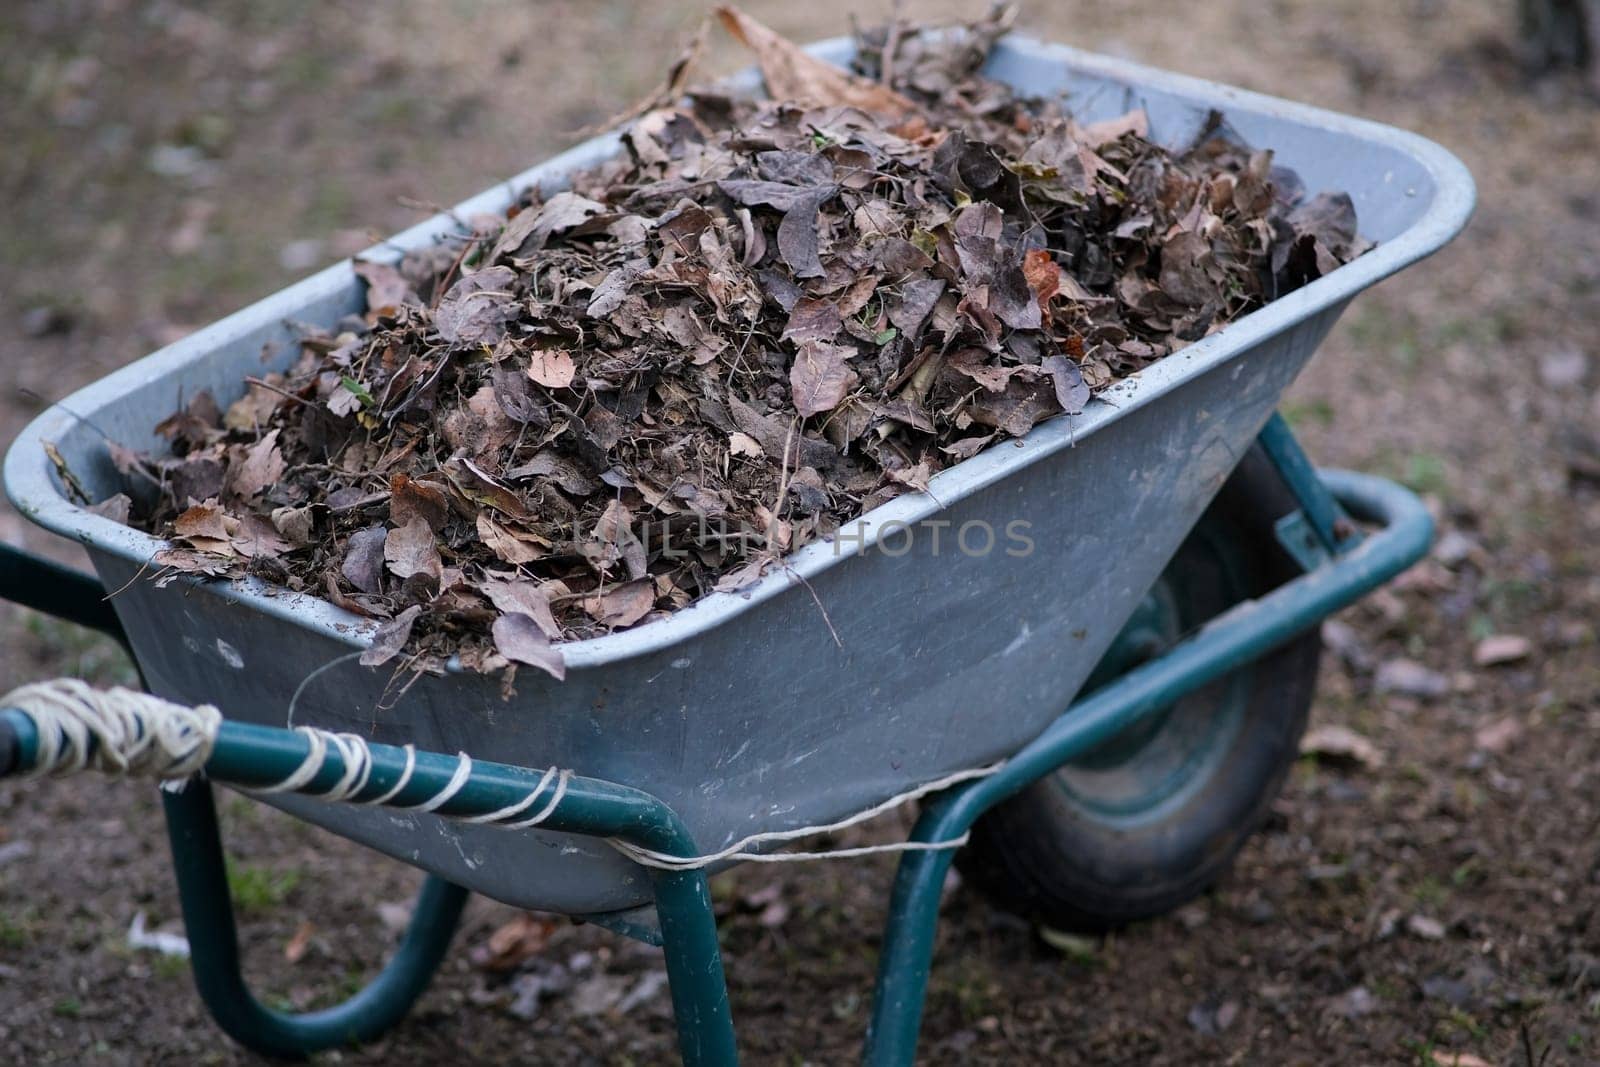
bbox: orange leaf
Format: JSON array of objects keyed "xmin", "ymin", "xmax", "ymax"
[
  {"xmin": 1022, "ymin": 249, "xmax": 1061, "ymax": 312},
  {"xmin": 284, "ymin": 920, "xmax": 314, "ymax": 964}
]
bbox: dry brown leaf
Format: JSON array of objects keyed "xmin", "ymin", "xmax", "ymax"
[
  {"xmin": 715, "ymin": 6, "xmax": 916, "ymax": 116},
  {"xmin": 479, "ymin": 578, "xmax": 562, "ymax": 640},
  {"xmin": 581, "ymin": 579, "xmax": 655, "ymax": 628},
  {"xmin": 283, "ymin": 920, "xmax": 315, "ymax": 965},
  {"xmin": 353, "ymin": 260, "xmax": 412, "ymax": 317},
  {"xmin": 229, "ymin": 514, "xmax": 291, "ymax": 559},
  {"xmin": 88, "ymin": 493, "xmax": 132, "ymax": 524},
  {"xmin": 1300, "ymin": 724, "xmax": 1384, "ymax": 769},
  {"xmin": 491, "ymin": 613, "xmax": 567, "ymax": 680},
  {"xmin": 223, "ymin": 379, "xmax": 285, "ymax": 432},
  {"xmin": 383, "ymin": 517, "xmax": 442, "ymax": 582},
  {"xmin": 1078, "ymin": 109, "xmax": 1149, "ymax": 148},
  {"xmin": 1042, "ymin": 355, "xmax": 1090, "ymax": 415},
  {"xmin": 390, "ymin": 473, "xmax": 450, "ymax": 532},
  {"xmin": 435, "ymin": 266, "xmax": 517, "ymax": 346},
  {"xmin": 271, "ymin": 505, "xmax": 314, "ymax": 544},
  {"xmin": 527, "ymin": 349, "xmax": 577, "ymax": 389},
  {"xmin": 1428, "ymin": 1053, "xmax": 1492, "ymax": 1067},
  {"xmin": 477, "ymin": 513, "xmax": 544, "ymax": 566},
  {"xmin": 1022, "ymin": 249, "xmax": 1061, "ymax": 310},
  {"xmin": 790, "ymin": 341, "xmax": 859, "ymax": 418},
  {"xmin": 470, "ymin": 913, "xmax": 557, "ymax": 973},
  {"xmin": 362, "ymin": 604, "xmax": 423, "ymax": 668},
  {"xmin": 230, "ymin": 429, "xmax": 285, "ymax": 501},
  {"xmin": 1472, "ymin": 715, "xmax": 1522, "ymax": 754},
  {"xmin": 728, "ymin": 432, "xmax": 764, "ymax": 458},
  {"xmin": 173, "ymin": 503, "xmax": 230, "ymax": 544},
  {"xmin": 341, "ymin": 526, "xmax": 388, "ymax": 594},
  {"xmin": 1472, "ymin": 633, "xmax": 1532, "ymax": 667}
]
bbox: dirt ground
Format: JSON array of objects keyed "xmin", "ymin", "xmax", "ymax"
[{"xmin": 2, "ymin": 1, "xmax": 1598, "ymax": 1063}]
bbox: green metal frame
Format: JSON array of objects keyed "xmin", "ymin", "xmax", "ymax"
[
  {"xmin": 0, "ymin": 416, "xmax": 1433, "ymax": 1065},
  {"xmin": 0, "ymin": 708, "xmax": 739, "ymax": 1064},
  {"xmin": 0, "ymin": 542, "xmax": 127, "ymax": 647}
]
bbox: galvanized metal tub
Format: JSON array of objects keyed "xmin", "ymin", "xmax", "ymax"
[{"xmin": 3, "ymin": 36, "xmax": 1473, "ymax": 914}]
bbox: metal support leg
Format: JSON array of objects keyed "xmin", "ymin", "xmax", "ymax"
[
  {"xmin": 1256, "ymin": 412, "xmax": 1359, "ymax": 555},
  {"xmin": 161, "ymin": 780, "xmax": 469, "ymax": 1059},
  {"xmin": 654, "ymin": 869, "xmax": 739, "ymax": 1067},
  {"xmin": 862, "ymin": 468, "xmax": 1433, "ymax": 1065}
]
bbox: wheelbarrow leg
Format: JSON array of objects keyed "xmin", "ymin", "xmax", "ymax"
[
  {"xmin": 160, "ymin": 780, "xmax": 469, "ymax": 1058},
  {"xmin": 861, "ymin": 798, "xmax": 967, "ymax": 1067},
  {"xmin": 652, "ymin": 867, "xmax": 739, "ymax": 1066}
]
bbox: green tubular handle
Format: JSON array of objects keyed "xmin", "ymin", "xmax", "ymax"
[
  {"xmin": 0, "ymin": 542, "xmax": 127, "ymax": 645},
  {"xmin": 0, "ymin": 709, "xmax": 740, "ymax": 1065}
]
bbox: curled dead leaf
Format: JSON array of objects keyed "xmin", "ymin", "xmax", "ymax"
[
  {"xmin": 492, "ymin": 613, "xmax": 567, "ymax": 681},
  {"xmin": 715, "ymin": 6, "xmax": 916, "ymax": 116}
]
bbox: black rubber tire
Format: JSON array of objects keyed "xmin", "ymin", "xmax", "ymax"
[{"xmin": 958, "ymin": 444, "xmax": 1322, "ymax": 932}]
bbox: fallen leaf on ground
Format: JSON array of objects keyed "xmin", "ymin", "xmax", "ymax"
[
  {"xmin": 1407, "ymin": 914, "xmax": 1446, "ymax": 940},
  {"xmin": 283, "ymin": 920, "xmax": 315, "ymax": 964},
  {"xmin": 1428, "ymin": 1053, "xmax": 1492, "ymax": 1067},
  {"xmin": 470, "ymin": 913, "xmax": 557, "ymax": 972},
  {"xmin": 1300, "ymin": 724, "xmax": 1384, "ymax": 769},
  {"xmin": 1374, "ymin": 658, "xmax": 1449, "ymax": 699},
  {"xmin": 128, "ymin": 911, "xmax": 190, "ymax": 958},
  {"xmin": 1472, "ymin": 633, "xmax": 1531, "ymax": 667},
  {"xmin": 1472, "ymin": 715, "xmax": 1522, "ymax": 754},
  {"xmin": 527, "ymin": 349, "xmax": 576, "ymax": 389}
]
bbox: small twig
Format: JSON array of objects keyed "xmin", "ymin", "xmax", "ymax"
[
  {"xmin": 17, "ymin": 389, "xmax": 114, "ymax": 442},
  {"xmin": 569, "ymin": 16, "xmax": 710, "ymax": 138},
  {"xmin": 243, "ymin": 376, "xmax": 316, "ymax": 410},
  {"xmin": 881, "ymin": 1, "xmax": 905, "ymax": 88},
  {"xmin": 783, "ymin": 561, "xmax": 843, "ymax": 650},
  {"xmin": 43, "ymin": 442, "xmax": 91, "ymax": 505},
  {"xmin": 765, "ymin": 419, "xmax": 797, "ymax": 550},
  {"xmin": 430, "ymin": 238, "xmax": 480, "ymax": 309},
  {"xmin": 102, "ymin": 556, "xmax": 157, "ymax": 601},
  {"xmin": 395, "ymin": 195, "xmax": 471, "ymax": 231}
]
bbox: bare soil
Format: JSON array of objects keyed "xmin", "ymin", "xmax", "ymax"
[{"xmin": 2, "ymin": 2, "xmax": 1597, "ymax": 1064}]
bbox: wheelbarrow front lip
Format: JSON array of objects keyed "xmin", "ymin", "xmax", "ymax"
[{"xmin": 3, "ymin": 35, "xmax": 1476, "ymax": 673}]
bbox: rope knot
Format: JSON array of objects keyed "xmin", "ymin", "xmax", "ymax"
[{"xmin": 1, "ymin": 679, "xmax": 221, "ymax": 781}]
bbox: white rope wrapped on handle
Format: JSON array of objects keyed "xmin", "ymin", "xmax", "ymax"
[
  {"xmin": 0, "ymin": 680, "xmax": 567, "ymax": 828},
  {"xmin": 1, "ymin": 679, "xmax": 992, "ymax": 869},
  {"xmin": 2, "ymin": 679, "xmax": 221, "ymax": 781}
]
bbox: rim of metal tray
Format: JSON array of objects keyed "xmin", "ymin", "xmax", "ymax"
[{"xmin": 2, "ymin": 34, "xmax": 1476, "ymax": 674}]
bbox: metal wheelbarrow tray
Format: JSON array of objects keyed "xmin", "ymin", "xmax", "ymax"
[{"xmin": 5, "ymin": 34, "xmax": 1471, "ymax": 927}]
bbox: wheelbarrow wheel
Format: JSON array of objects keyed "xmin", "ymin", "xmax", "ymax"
[{"xmin": 960, "ymin": 444, "xmax": 1321, "ymax": 932}]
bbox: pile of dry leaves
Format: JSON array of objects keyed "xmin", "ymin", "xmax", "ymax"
[{"xmin": 102, "ymin": 5, "xmax": 1368, "ymax": 681}]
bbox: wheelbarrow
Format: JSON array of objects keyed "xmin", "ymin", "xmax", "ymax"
[{"xmin": 0, "ymin": 33, "xmax": 1473, "ymax": 1065}]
